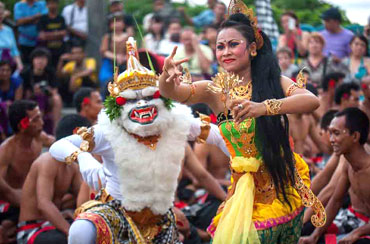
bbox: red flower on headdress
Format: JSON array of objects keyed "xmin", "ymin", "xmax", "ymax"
[
  {"xmin": 328, "ymin": 79, "xmax": 336, "ymax": 88},
  {"xmin": 362, "ymin": 84, "xmax": 368, "ymax": 90},
  {"xmin": 116, "ymin": 97, "xmax": 126, "ymax": 106},
  {"xmin": 20, "ymin": 117, "xmax": 30, "ymax": 130},
  {"xmin": 153, "ymin": 90, "xmax": 161, "ymax": 99},
  {"xmin": 82, "ymin": 97, "xmax": 91, "ymax": 105},
  {"xmin": 342, "ymin": 93, "xmax": 349, "ymax": 99}
]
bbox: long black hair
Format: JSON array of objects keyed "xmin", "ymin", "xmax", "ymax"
[{"xmin": 219, "ymin": 13, "xmax": 296, "ymax": 206}]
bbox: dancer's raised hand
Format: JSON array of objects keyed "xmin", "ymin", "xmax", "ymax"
[
  {"xmin": 229, "ymin": 98, "xmax": 266, "ymax": 124},
  {"xmin": 163, "ymin": 46, "xmax": 189, "ymax": 85}
]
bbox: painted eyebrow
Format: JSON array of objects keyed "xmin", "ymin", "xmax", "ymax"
[{"xmin": 216, "ymin": 39, "xmax": 243, "ymax": 44}]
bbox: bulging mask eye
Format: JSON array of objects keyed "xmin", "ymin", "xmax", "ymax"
[
  {"xmin": 153, "ymin": 90, "xmax": 161, "ymax": 99},
  {"xmin": 116, "ymin": 96, "xmax": 127, "ymax": 106}
]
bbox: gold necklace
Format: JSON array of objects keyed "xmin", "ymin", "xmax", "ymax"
[{"xmin": 230, "ymin": 81, "xmax": 252, "ymax": 100}]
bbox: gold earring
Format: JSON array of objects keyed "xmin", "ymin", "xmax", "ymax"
[{"xmin": 251, "ymin": 50, "xmax": 257, "ymax": 57}]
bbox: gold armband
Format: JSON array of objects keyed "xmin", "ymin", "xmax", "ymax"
[
  {"xmin": 196, "ymin": 113, "xmax": 211, "ymax": 144},
  {"xmin": 76, "ymin": 127, "xmax": 95, "ymax": 152},
  {"xmin": 285, "ymin": 83, "xmax": 299, "ymax": 97},
  {"xmin": 181, "ymin": 84, "xmax": 196, "ymax": 104},
  {"xmin": 263, "ymin": 99, "xmax": 282, "ymax": 115},
  {"xmin": 65, "ymin": 149, "xmax": 82, "ymax": 165},
  {"xmin": 64, "ymin": 127, "xmax": 95, "ymax": 165}
]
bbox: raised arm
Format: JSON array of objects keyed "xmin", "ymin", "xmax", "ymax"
[
  {"xmin": 158, "ymin": 47, "xmax": 218, "ymax": 106},
  {"xmin": 231, "ymin": 76, "xmax": 320, "ymax": 123},
  {"xmin": 15, "ymin": 13, "xmax": 41, "ymax": 26},
  {"xmin": 49, "ymin": 126, "xmax": 108, "ymax": 191}
]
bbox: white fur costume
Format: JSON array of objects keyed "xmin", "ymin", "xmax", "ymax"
[
  {"xmin": 49, "ymin": 36, "xmax": 228, "ymax": 243},
  {"xmin": 49, "ymin": 102, "xmax": 227, "ymax": 244}
]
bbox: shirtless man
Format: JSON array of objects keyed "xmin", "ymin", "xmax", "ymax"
[
  {"xmin": 299, "ymin": 107, "xmax": 370, "ymax": 244},
  {"xmin": 73, "ymin": 87, "xmax": 103, "ymax": 125},
  {"xmin": 317, "ymin": 72, "xmax": 345, "ymax": 118},
  {"xmin": 193, "ymin": 142, "xmax": 230, "ymax": 186},
  {"xmin": 16, "ymin": 114, "xmax": 86, "ymax": 244},
  {"xmin": 0, "ymin": 100, "xmax": 54, "ymax": 242},
  {"xmin": 334, "ymin": 82, "xmax": 360, "ymax": 111}
]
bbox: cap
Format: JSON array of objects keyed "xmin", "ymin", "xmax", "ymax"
[{"xmin": 321, "ymin": 7, "xmax": 342, "ymax": 21}]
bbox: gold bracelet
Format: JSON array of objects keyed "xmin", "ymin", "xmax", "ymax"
[
  {"xmin": 77, "ymin": 127, "xmax": 95, "ymax": 152},
  {"xmin": 196, "ymin": 113, "xmax": 211, "ymax": 144},
  {"xmin": 180, "ymin": 84, "xmax": 196, "ymax": 104},
  {"xmin": 65, "ymin": 149, "xmax": 82, "ymax": 165},
  {"xmin": 263, "ymin": 99, "xmax": 282, "ymax": 115}
]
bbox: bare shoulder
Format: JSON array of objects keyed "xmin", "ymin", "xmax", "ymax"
[
  {"xmin": 36, "ymin": 153, "xmax": 59, "ymax": 175},
  {"xmin": 280, "ymin": 75, "xmax": 294, "ymax": 91},
  {"xmin": 340, "ymin": 156, "xmax": 350, "ymax": 173},
  {"xmin": 0, "ymin": 137, "xmax": 14, "ymax": 163},
  {"xmin": 37, "ymin": 131, "xmax": 55, "ymax": 147}
]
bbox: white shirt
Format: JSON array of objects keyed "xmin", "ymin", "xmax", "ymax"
[{"xmin": 62, "ymin": 3, "xmax": 88, "ymax": 34}]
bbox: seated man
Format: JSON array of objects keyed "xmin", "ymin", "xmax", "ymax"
[
  {"xmin": 299, "ymin": 108, "xmax": 370, "ymax": 244},
  {"xmin": 21, "ymin": 48, "xmax": 63, "ymax": 134},
  {"xmin": 0, "ymin": 100, "xmax": 54, "ymax": 242},
  {"xmin": 334, "ymin": 82, "xmax": 361, "ymax": 111},
  {"xmin": 17, "ymin": 114, "xmax": 87, "ymax": 244},
  {"xmin": 73, "ymin": 87, "xmax": 103, "ymax": 125},
  {"xmin": 57, "ymin": 42, "xmax": 97, "ymax": 104}
]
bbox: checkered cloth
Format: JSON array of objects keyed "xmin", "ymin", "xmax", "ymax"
[
  {"xmin": 77, "ymin": 199, "xmax": 181, "ymax": 244},
  {"xmin": 255, "ymin": 0, "xmax": 280, "ymax": 41}
]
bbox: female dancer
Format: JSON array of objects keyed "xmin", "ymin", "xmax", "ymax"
[{"xmin": 159, "ymin": 1, "xmax": 324, "ymax": 243}]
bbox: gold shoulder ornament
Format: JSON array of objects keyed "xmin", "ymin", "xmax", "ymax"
[{"xmin": 286, "ymin": 68, "xmax": 307, "ymax": 97}]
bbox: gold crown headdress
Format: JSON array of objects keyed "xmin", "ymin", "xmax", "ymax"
[
  {"xmin": 107, "ymin": 37, "xmax": 157, "ymax": 97},
  {"xmin": 227, "ymin": 0, "xmax": 264, "ymax": 49}
]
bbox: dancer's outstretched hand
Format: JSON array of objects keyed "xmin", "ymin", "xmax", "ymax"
[{"xmin": 163, "ymin": 46, "xmax": 189, "ymax": 85}]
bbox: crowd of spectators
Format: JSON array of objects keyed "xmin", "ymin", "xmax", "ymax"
[{"xmin": 0, "ymin": 0, "xmax": 370, "ymax": 243}]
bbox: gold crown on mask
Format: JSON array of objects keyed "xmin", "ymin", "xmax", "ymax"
[
  {"xmin": 107, "ymin": 37, "xmax": 157, "ymax": 97},
  {"xmin": 227, "ymin": 0, "xmax": 264, "ymax": 50}
]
